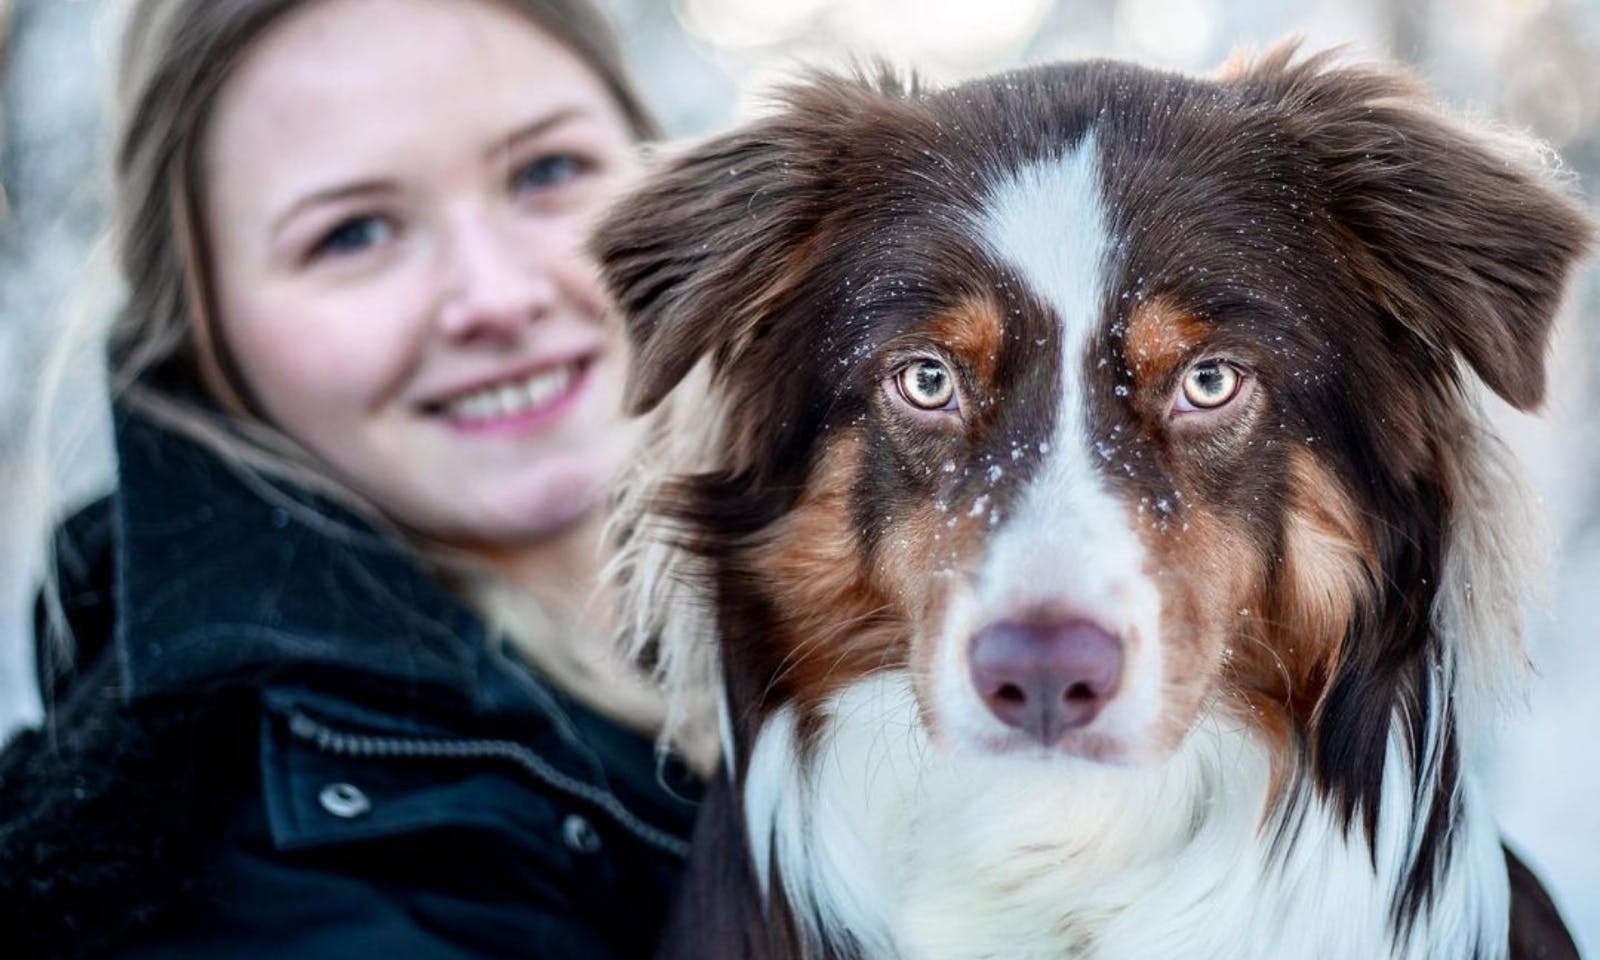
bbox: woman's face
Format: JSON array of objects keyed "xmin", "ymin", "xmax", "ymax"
[{"xmin": 204, "ymin": 0, "xmax": 642, "ymax": 547}]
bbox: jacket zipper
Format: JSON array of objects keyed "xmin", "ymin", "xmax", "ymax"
[{"xmin": 286, "ymin": 709, "xmax": 690, "ymax": 859}]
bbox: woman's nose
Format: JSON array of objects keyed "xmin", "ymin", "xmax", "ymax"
[{"xmin": 436, "ymin": 217, "xmax": 557, "ymax": 342}]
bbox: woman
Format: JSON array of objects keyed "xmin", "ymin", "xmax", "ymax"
[{"xmin": 0, "ymin": 0, "xmax": 706, "ymax": 956}]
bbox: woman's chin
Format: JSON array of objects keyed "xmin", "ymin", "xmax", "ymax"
[{"xmin": 469, "ymin": 465, "xmax": 611, "ymax": 544}]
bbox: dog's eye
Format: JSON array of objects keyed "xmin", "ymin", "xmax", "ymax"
[
  {"xmin": 1176, "ymin": 360, "xmax": 1242, "ymax": 411},
  {"xmin": 896, "ymin": 359, "xmax": 958, "ymax": 411}
]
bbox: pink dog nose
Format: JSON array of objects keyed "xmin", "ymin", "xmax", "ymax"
[{"xmin": 969, "ymin": 618, "xmax": 1124, "ymax": 744}]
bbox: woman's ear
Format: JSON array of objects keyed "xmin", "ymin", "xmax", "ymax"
[{"xmin": 1239, "ymin": 46, "xmax": 1593, "ymax": 410}]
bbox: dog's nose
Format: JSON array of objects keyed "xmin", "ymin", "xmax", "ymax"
[{"xmin": 969, "ymin": 618, "xmax": 1123, "ymax": 745}]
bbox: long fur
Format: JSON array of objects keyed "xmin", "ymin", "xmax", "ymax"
[{"xmin": 599, "ymin": 45, "xmax": 1592, "ymax": 960}]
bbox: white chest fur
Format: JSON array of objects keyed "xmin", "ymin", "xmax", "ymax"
[{"xmin": 742, "ymin": 673, "xmax": 1509, "ymax": 960}]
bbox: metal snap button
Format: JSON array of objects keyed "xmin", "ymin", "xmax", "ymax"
[
  {"xmin": 318, "ymin": 782, "xmax": 371, "ymax": 819},
  {"xmin": 562, "ymin": 813, "xmax": 602, "ymax": 854}
]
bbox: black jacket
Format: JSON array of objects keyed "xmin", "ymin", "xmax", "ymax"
[{"xmin": 0, "ymin": 409, "xmax": 699, "ymax": 959}]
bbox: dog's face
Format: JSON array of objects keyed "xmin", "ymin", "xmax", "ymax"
[{"xmin": 598, "ymin": 51, "xmax": 1590, "ymax": 772}]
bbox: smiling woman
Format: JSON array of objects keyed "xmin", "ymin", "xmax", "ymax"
[
  {"xmin": 0, "ymin": 0, "xmax": 706, "ymax": 957},
  {"xmin": 202, "ymin": 1, "xmax": 642, "ymax": 547}
]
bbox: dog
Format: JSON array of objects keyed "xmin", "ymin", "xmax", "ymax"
[{"xmin": 595, "ymin": 45, "xmax": 1592, "ymax": 960}]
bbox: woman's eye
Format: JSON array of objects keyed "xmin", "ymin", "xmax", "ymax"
[
  {"xmin": 1177, "ymin": 360, "xmax": 1243, "ymax": 411},
  {"xmin": 896, "ymin": 359, "xmax": 958, "ymax": 411},
  {"xmin": 512, "ymin": 153, "xmax": 590, "ymax": 194},
  {"xmin": 311, "ymin": 215, "xmax": 394, "ymax": 260}
]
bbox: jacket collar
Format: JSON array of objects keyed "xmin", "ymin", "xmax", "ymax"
[{"xmin": 113, "ymin": 407, "xmax": 484, "ymax": 707}]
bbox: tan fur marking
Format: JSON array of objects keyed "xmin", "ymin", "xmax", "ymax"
[
  {"xmin": 747, "ymin": 434, "xmax": 910, "ymax": 709},
  {"xmin": 926, "ymin": 296, "xmax": 1006, "ymax": 387},
  {"xmin": 1126, "ymin": 451, "xmax": 1376, "ymax": 796},
  {"xmin": 1124, "ymin": 297, "xmax": 1210, "ymax": 386},
  {"xmin": 872, "ymin": 479, "xmax": 999, "ymax": 742},
  {"xmin": 1274, "ymin": 451, "xmax": 1377, "ymax": 706},
  {"xmin": 1132, "ymin": 503, "xmax": 1265, "ymax": 753}
]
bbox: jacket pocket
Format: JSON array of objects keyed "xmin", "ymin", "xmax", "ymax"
[{"xmin": 257, "ymin": 688, "xmax": 577, "ymax": 867}]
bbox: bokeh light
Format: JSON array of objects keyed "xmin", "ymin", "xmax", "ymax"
[
  {"xmin": 673, "ymin": 0, "xmax": 832, "ymax": 50},
  {"xmin": 673, "ymin": 0, "xmax": 1052, "ymax": 94},
  {"xmin": 826, "ymin": 0, "xmax": 1053, "ymax": 70},
  {"xmin": 1114, "ymin": 0, "xmax": 1221, "ymax": 65}
]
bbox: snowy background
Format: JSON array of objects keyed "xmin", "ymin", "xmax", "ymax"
[{"xmin": 2, "ymin": 0, "xmax": 1596, "ymax": 952}]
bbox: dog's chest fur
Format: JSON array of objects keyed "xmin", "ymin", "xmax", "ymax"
[{"xmin": 744, "ymin": 674, "xmax": 1508, "ymax": 960}]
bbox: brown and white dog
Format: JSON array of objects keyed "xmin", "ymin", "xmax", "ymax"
[{"xmin": 596, "ymin": 46, "xmax": 1592, "ymax": 960}]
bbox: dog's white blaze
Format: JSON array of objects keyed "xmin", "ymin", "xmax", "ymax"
[
  {"xmin": 745, "ymin": 671, "xmax": 1507, "ymax": 960},
  {"xmin": 953, "ymin": 136, "xmax": 1164, "ymax": 752}
]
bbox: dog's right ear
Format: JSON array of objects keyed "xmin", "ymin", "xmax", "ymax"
[
  {"xmin": 594, "ymin": 70, "xmax": 917, "ymax": 415},
  {"xmin": 592, "ymin": 119, "xmax": 828, "ymax": 416}
]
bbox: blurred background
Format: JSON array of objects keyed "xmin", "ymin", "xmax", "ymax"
[{"xmin": 1, "ymin": 0, "xmax": 1596, "ymax": 951}]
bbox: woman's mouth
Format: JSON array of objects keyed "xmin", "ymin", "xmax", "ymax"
[{"xmin": 428, "ymin": 358, "xmax": 591, "ymax": 434}]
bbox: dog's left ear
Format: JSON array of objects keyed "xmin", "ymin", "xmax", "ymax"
[{"xmin": 1244, "ymin": 49, "xmax": 1593, "ymax": 410}]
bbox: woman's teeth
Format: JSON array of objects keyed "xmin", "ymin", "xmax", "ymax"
[{"xmin": 442, "ymin": 364, "xmax": 576, "ymax": 422}]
